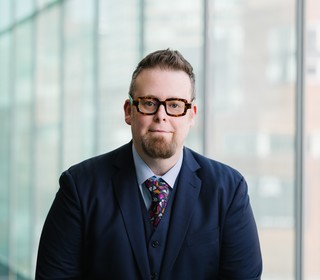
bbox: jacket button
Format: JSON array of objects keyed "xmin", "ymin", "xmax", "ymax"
[
  {"xmin": 151, "ymin": 272, "xmax": 158, "ymax": 279},
  {"xmin": 151, "ymin": 240, "xmax": 160, "ymax": 248}
]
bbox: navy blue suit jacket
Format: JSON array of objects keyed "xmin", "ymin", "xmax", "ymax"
[{"xmin": 36, "ymin": 142, "xmax": 262, "ymax": 279}]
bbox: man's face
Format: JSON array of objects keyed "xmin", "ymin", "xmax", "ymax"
[{"xmin": 124, "ymin": 68, "xmax": 197, "ymax": 160}]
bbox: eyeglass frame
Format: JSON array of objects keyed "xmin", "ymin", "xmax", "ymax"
[{"xmin": 129, "ymin": 95, "xmax": 194, "ymax": 117}]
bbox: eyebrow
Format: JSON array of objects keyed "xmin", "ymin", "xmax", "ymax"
[{"xmin": 137, "ymin": 95, "xmax": 187, "ymax": 100}]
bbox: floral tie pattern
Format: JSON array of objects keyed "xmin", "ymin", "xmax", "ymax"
[{"xmin": 144, "ymin": 177, "xmax": 169, "ymax": 228}]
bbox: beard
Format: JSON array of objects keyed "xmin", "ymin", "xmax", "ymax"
[{"xmin": 141, "ymin": 134, "xmax": 177, "ymax": 159}]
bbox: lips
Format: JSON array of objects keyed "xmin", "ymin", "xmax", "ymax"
[{"xmin": 149, "ymin": 129, "xmax": 172, "ymax": 134}]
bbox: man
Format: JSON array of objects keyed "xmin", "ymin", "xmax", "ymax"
[{"xmin": 36, "ymin": 49, "xmax": 262, "ymax": 279}]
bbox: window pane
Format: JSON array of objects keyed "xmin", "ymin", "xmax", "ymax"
[
  {"xmin": 304, "ymin": 0, "xmax": 320, "ymax": 278},
  {"xmin": 62, "ymin": 0, "xmax": 96, "ymax": 167},
  {"xmin": 207, "ymin": 1, "xmax": 295, "ymax": 279},
  {"xmin": 36, "ymin": 0, "xmax": 60, "ymax": 9},
  {"xmin": 15, "ymin": 0, "xmax": 34, "ymax": 22},
  {"xmin": 10, "ymin": 21, "xmax": 34, "ymax": 277},
  {"xmin": 0, "ymin": 0, "xmax": 11, "ymax": 31},
  {"xmin": 0, "ymin": 33, "xmax": 11, "ymax": 274},
  {"xmin": 97, "ymin": 0, "xmax": 139, "ymax": 151},
  {"xmin": 34, "ymin": 7, "xmax": 61, "ymax": 276}
]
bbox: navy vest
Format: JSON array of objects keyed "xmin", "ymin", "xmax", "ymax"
[{"xmin": 140, "ymin": 182, "xmax": 178, "ymax": 280}]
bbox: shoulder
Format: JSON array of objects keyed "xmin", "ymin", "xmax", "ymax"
[
  {"xmin": 65, "ymin": 142, "xmax": 132, "ymax": 180},
  {"xmin": 57, "ymin": 142, "xmax": 133, "ymax": 202},
  {"xmin": 183, "ymin": 148, "xmax": 252, "ymax": 220},
  {"xmin": 184, "ymin": 147, "xmax": 243, "ymax": 181},
  {"xmin": 183, "ymin": 147, "xmax": 247, "ymax": 201}
]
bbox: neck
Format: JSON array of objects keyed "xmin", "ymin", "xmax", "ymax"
[
  {"xmin": 144, "ymin": 157, "xmax": 179, "ymax": 176},
  {"xmin": 134, "ymin": 145, "xmax": 182, "ymax": 176}
]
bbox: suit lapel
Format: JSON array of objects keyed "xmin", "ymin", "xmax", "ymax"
[
  {"xmin": 112, "ymin": 144, "xmax": 150, "ymax": 280},
  {"xmin": 160, "ymin": 148, "xmax": 202, "ymax": 278}
]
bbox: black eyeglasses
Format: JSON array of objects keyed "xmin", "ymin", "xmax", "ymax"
[{"xmin": 129, "ymin": 95, "xmax": 193, "ymax": 117}]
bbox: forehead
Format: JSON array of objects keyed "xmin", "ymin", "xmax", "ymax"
[{"xmin": 134, "ymin": 68, "xmax": 192, "ymax": 99}]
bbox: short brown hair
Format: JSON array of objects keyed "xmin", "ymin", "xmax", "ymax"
[{"xmin": 129, "ymin": 49, "xmax": 195, "ymax": 99}]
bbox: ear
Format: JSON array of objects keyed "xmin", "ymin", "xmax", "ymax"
[
  {"xmin": 189, "ymin": 104, "xmax": 197, "ymax": 126},
  {"xmin": 192, "ymin": 104, "xmax": 197, "ymax": 115},
  {"xmin": 124, "ymin": 99, "xmax": 132, "ymax": 125}
]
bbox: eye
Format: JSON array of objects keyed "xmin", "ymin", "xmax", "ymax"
[
  {"xmin": 142, "ymin": 99, "xmax": 157, "ymax": 107},
  {"xmin": 168, "ymin": 101, "xmax": 183, "ymax": 109},
  {"xmin": 169, "ymin": 103, "xmax": 180, "ymax": 109}
]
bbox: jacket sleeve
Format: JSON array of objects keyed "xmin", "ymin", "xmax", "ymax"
[
  {"xmin": 35, "ymin": 171, "xmax": 83, "ymax": 279},
  {"xmin": 219, "ymin": 177, "xmax": 263, "ymax": 280}
]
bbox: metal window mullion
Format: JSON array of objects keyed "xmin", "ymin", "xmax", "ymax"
[
  {"xmin": 139, "ymin": 0, "xmax": 145, "ymax": 57},
  {"xmin": 8, "ymin": 0, "xmax": 16, "ymax": 277},
  {"xmin": 93, "ymin": 0, "xmax": 100, "ymax": 154},
  {"xmin": 58, "ymin": 1, "xmax": 66, "ymax": 171},
  {"xmin": 295, "ymin": 0, "xmax": 305, "ymax": 278},
  {"xmin": 30, "ymin": 0, "xmax": 37, "ymax": 275},
  {"xmin": 202, "ymin": 0, "xmax": 210, "ymax": 156}
]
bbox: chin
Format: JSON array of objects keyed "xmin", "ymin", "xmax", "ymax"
[{"xmin": 141, "ymin": 135, "xmax": 177, "ymax": 159}]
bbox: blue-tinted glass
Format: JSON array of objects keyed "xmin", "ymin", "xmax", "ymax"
[
  {"xmin": 97, "ymin": 0, "xmax": 139, "ymax": 151},
  {"xmin": 62, "ymin": 0, "xmax": 96, "ymax": 167},
  {"xmin": 37, "ymin": 0, "xmax": 60, "ymax": 9},
  {"xmin": 304, "ymin": 0, "xmax": 320, "ymax": 278},
  {"xmin": 11, "ymin": 21, "xmax": 33, "ymax": 276},
  {"xmin": 0, "ymin": 33, "xmax": 11, "ymax": 274},
  {"xmin": 207, "ymin": 1, "xmax": 295, "ymax": 279},
  {"xmin": 0, "ymin": 0, "xmax": 11, "ymax": 31},
  {"xmin": 34, "ymin": 5, "xmax": 61, "ymax": 252},
  {"xmin": 15, "ymin": 0, "xmax": 34, "ymax": 22}
]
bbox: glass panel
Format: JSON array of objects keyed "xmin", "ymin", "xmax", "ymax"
[
  {"xmin": 0, "ymin": 0, "xmax": 11, "ymax": 31},
  {"xmin": 97, "ymin": 0, "xmax": 139, "ymax": 152},
  {"xmin": 15, "ymin": 0, "xmax": 34, "ymax": 22},
  {"xmin": 10, "ymin": 21, "xmax": 34, "ymax": 277},
  {"xmin": 304, "ymin": 0, "xmax": 320, "ymax": 278},
  {"xmin": 207, "ymin": 1, "xmax": 295, "ymax": 279},
  {"xmin": 33, "ymin": 5, "xmax": 60, "ymax": 276},
  {"xmin": 0, "ymin": 33, "xmax": 11, "ymax": 274},
  {"xmin": 144, "ymin": 0, "xmax": 203, "ymax": 152},
  {"xmin": 62, "ymin": 0, "xmax": 95, "ymax": 168},
  {"xmin": 36, "ymin": 0, "xmax": 59, "ymax": 9}
]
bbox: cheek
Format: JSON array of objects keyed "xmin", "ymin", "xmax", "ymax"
[
  {"xmin": 131, "ymin": 117, "xmax": 149, "ymax": 135},
  {"xmin": 174, "ymin": 121, "xmax": 192, "ymax": 139}
]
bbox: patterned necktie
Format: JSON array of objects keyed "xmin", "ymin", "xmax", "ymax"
[{"xmin": 144, "ymin": 176, "xmax": 169, "ymax": 228}]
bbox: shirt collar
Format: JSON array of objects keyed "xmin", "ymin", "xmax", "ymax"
[{"xmin": 132, "ymin": 144, "xmax": 183, "ymax": 189}]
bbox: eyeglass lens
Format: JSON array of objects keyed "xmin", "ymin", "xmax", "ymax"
[{"xmin": 139, "ymin": 98, "xmax": 186, "ymax": 115}]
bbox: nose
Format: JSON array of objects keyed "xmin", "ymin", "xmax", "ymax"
[{"xmin": 153, "ymin": 103, "xmax": 167, "ymax": 121}]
